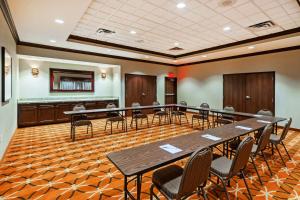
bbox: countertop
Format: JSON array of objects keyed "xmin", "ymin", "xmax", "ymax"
[{"xmin": 18, "ymin": 97, "xmax": 119, "ymax": 104}]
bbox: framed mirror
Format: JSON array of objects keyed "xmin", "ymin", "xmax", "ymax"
[
  {"xmin": 50, "ymin": 68, "xmax": 94, "ymax": 92},
  {"xmin": 1, "ymin": 47, "xmax": 12, "ymax": 103}
]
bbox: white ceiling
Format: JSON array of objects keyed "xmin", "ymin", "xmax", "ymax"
[{"xmin": 7, "ymin": 0, "xmax": 300, "ymax": 65}]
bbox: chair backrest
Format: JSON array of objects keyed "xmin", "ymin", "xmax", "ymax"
[
  {"xmin": 178, "ymin": 147, "xmax": 212, "ymax": 198},
  {"xmin": 280, "ymin": 118, "xmax": 292, "ymax": 140},
  {"xmin": 229, "ymin": 136, "xmax": 254, "ymax": 177},
  {"xmin": 106, "ymin": 103, "xmax": 119, "ymax": 117},
  {"xmin": 72, "ymin": 104, "xmax": 87, "ymax": 122},
  {"xmin": 132, "ymin": 102, "xmax": 142, "ymax": 114},
  {"xmin": 73, "ymin": 104, "xmax": 86, "ymax": 111},
  {"xmin": 153, "ymin": 101, "xmax": 162, "ymax": 112},
  {"xmin": 178, "ymin": 101, "xmax": 187, "ymax": 112},
  {"xmin": 254, "ymin": 124, "xmax": 273, "ymax": 155},
  {"xmin": 257, "ymin": 109, "xmax": 273, "ymax": 116},
  {"xmin": 222, "ymin": 106, "xmax": 235, "ymax": 120},
  {"xmin": 199, "ymin": 103, "xmax": 210, "ymax": 119}
]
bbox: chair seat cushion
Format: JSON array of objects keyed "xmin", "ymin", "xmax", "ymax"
[
  {"xmin": 270, "ymin": 134, "xmax": 281, "ymax": 143},
  {"xmin": 73, "ymin": 120, "xmax": 92, "ymax": 126},
  {"xmin": 215, "ymin": 118, "xmax": 233, "ymax": 124},
  {"xmin": 251, "ymin": 144, "xmax": 258, "ymax": 154},
  {"xmin": 172, "ymin": 111, "xmax": 185, "ymax": 115},
  {"xmin": 211, "ymin": 156, "xmax": 233, "ymax": 177},
  {"xmin": 107, "ymin": 116, "xmax": 124, "ymax": 122},
  {"xmin": 155, "ymin": 111, "xmax": 168, "ymax": 115},
  {"xmin": 152, "ymin": 165, "xmax": 183, "ymax": 199},
  {"xmin": 133, "ymin": 113, "xmax": 147, "ymax": 118}
]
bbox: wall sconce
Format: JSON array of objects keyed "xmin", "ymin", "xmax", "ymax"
[
  {"xmin": 31, "ymin": 66, "xmax": 39, "ymax": 77},
  {"xmin": 101, "ymin": 72, "xmax": 106, "ymax": 79}
]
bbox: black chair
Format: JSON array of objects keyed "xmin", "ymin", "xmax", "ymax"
[
  {"xmin": 230, "ymin": 125, "xmax": 273, "ymax": 185},
  {"xmin": 71, "ymin": 104, "xmax": 93, "ymax": 141},
  {"xmin": 210, "ymin": 136, "xmax": 254, "ymax": 200},
  {"xmin": 192, "ymin": 103, "xmax": 210, "ymax": 129},
  {"xmin": 255, "ymin": 109, "xmax": 274, "ymax": 140},
  {"xmin": 104, "ymin": 103, "xmax": 125, "ymax": 134},
  {"xmin": 270, "ymin": 118, "xmax": 292, "ymax": 166},
  {"xmin": 215, "ymin": 106, "xmax": 235, "ymax": 126},
  {"xmin": 130, "ymin": 102, "xmax": 149, "ymax": 130},
  {"xmin": 150, "ymin": 147, "xmax": 212, "ymax": 200},
  {"xmin": 151, "ymin": 101, "xmax": 169, "ymax": 125},
  {"xmin": 172, "ymin": 101, "xmax": 188, "ymax": 125}
]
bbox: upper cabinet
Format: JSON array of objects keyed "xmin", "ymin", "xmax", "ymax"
[{"xmin": 50, "ymin": 68, "xmax": 94, "ymax": 92}]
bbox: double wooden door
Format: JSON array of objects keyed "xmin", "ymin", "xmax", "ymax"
[
  {"xmin": 223, "ymin": 72, "xmax": 275, "ymax": 114},
  {"xmin": 125, "ymin": 74, "xmax": 157, "ymax": 108}
]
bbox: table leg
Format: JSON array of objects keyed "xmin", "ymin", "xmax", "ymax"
[
  {"xmin": 124, "ymin": 176, "xmax": 128, "ymax": 200},
  {"xmin": 136, "ymin": 174, "xmax": 142, "ymax": 200}
]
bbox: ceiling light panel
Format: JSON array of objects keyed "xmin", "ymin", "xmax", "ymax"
[{"xmin": 72, "ymin": 0, "xmax": 300, "ymax": 55}]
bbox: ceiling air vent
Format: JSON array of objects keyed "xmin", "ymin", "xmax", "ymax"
[
  {"xmin": 169, "ymin": 47, "xmax": 184, "ymax": 51},
  {"xmin": 96, "ymin": 28, "xmax": 115, "ymax": 34},
  {"xmin": 248, "ymin": 21, "xmax": 276, "ymax": 32},
  {"xmin": 218, "ymin": 0, "xmax": 237, "ymax": 7}
]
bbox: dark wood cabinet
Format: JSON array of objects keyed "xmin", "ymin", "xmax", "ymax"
[
  {"xmin": 56, "ymin": 103, "xmax": 71, "ymax": 122},
  {"xmin": 18, "ymin": 105, "xmax": 38, "ymax": 126},
  {"xmin": 18, "ymin": 99, "xmax": 119, "ymax": 127},
  {"xmin": 38, "ymin": 104, "xmax": 56, "ymax": 124}
]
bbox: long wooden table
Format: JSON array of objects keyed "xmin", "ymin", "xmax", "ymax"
[{"xmin": 107, "ymin": 116, "xmax": 285, "ymax": 200}]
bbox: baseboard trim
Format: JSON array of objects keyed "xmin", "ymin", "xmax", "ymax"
[
  {"xmin": 1, "ymin": 128, "xmax": 17, "ymax": 161},
  {"xmin": 278, "ymin": 125, "xmax": 300, "ymax": 132}
]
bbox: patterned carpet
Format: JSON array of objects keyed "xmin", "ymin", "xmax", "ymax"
[{"xmin": 0, "ymin": 114, "xmax": 299, "ymax": 200}]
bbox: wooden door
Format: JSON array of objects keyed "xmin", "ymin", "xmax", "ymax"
[
  {"xmin": 125, "ymin": 74, "xmax": 157, "ymax": 107},
  {"xmin": 223, "ymin": 72, "xmax": 275, "ymax": 114},
  {"xmin": 223, "ymin": 74, "xmax": 246, "ymax": 112},
  {"xmin": 245, "ymin": 72, "xmax": 275, "ymax": 114},
  {"xmin": 165, "ymin": 77, "xmax": 177, "ymax": 104}
]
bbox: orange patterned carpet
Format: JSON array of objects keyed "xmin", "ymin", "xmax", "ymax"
[{"xmin": 0, "ymin": 115, "xmax": 299, "ymax": 199}]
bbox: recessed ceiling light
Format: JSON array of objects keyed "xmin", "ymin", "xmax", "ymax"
[
  {"xmin": 248, "ymin": 46, "xmax": 255, "ymax": 49},
  {"xmin": 130, "ymin": 30, "xmax": 136, "ymax": 34},
  {"xmin": 54, "ymin": 19, "xmax": 64, "ymax": 24},
  {"xmin": 107, "ymin": 49, "xmax": 112, "ymax": 52},
  {"xmin": 49, "ymin": 40, "xmax": 56, "ymax": 43},
  {"xmin": 177, "ymin": 2, "xmax": 186, "ymax": 8},
  {"xmin": 173, "ymin": 60, "xmax": 178, "ymax": 63},
  {"xmin": 145, "ymin": 56, "xmax": 150, "ymax": 58},
  {"xmin": 202, "ymin": 55, "xmax": 207, "ymax": 58},
  {"xmin": 174, "ymin": 42, "xmax": 179, "ymax": 46},
  {"xmin": 223, "ymin": 26, "xmax": 231, "ymax": 31}
]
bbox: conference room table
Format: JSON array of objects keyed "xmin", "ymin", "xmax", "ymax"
[
  {"xmin": 107, "ymin": 116, "xmax": 286, "ymax": 200},
  {"xmin": 64, "ymin": 104, "xmax": 284, "ymax": 139}
]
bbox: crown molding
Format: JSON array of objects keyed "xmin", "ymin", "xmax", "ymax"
[
  {"xmin": 0, "ymin": 0, "xmax": 19, "ymax": 43},
  {"xmin": 17, "ymin": 42, "xmax": 177, "ymax": 66}
]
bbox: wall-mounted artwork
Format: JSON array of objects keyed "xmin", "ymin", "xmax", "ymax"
[{"xmin": 1, "ymin": 47, "xmax": 12, "ymax": 103}]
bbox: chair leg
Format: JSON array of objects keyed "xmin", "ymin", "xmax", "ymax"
[
  {"xmin": 191, "ymin": 116, "xmax": 194, "ymax": 128},
  {"xmin": 87, "ymin": 125, "xmax": 89, "ymax": 135},
  {"xmin": 152, "ymin": 114, "xmax": 155, "ymax": 125},
  {"xmin": 104, "ymin": 120, "xmax": 108, "ymax": 131},
  {"xmin": 179, "ymin": 115, "xmax": 182, "ymax": 125},
  {"xmin": 147, "ymin": 117, "xmax": 149, "ymax": 128},
  {"xmin": 201, "ymin": 187, "xmax": 208, "ymax": 200},
  {"xmin": 281, "ymin": 141, "xmax": 292, "ymax": 160},
  {"xmin": 241, "ymin": 170, "xmax": 253, "ymax": 200},
  {"xmin": 262, "ymin": 151, "xmax": 273, "ymax": 176},
  {"xmin": 250, "ymin": 156, "xmax": 263, "ymax": 185},
  {"xmin": 219, "ymin": 177, "xmax": 230, "ymax": 200},
  {"xmin": 90, "ymin": 124, "xmax": 93, "ymax": 138},
  {"xmin": 185, "ymin": 114, "xmax": 189, "ymax": 124},
  {"xmin": 275, "ymin": 144, "xmax": 286, "ymax": 166},
  {"xmin": 117, "ymin": 121, "xmax": 119, "ymax": 128},
  {"xmin": 111, "ymin": 122, "xmax": 113, "ymax": 134},
  {"xmin": 150, "ymin": 184, "xmax": 159, "ymax": 200}
]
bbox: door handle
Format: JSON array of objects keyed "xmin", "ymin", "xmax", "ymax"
[
  {"xmin": 246, "ymin": 96, "xmax": 251, "ymax": 99},
  {"xmin": 142, "ymin": 93, "xmax": 146, "ymax": 96}
]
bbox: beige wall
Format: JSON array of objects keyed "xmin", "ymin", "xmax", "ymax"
[
  {"xmin": 177, "ymin": 49, "xmax": 300, "ymax": 129},
  {"xmin": 0, "ymin": 11, "xmax": 17, "ymax": 158},
  {"xmin": 18, "ymin": 58, "xmax": 119, "ymax": 99},
  {"xmin": 17, "ymin": 45, "xmax": 177, "ymax": 106}
]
